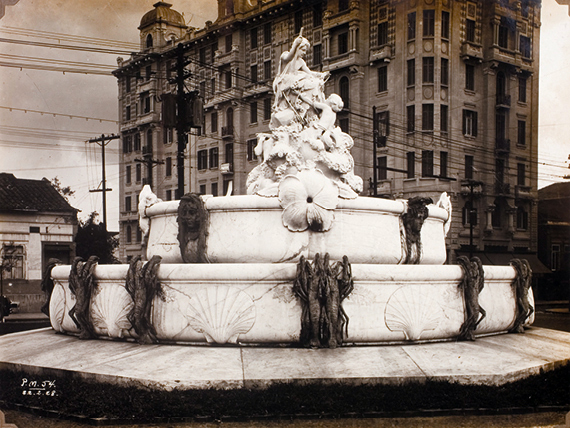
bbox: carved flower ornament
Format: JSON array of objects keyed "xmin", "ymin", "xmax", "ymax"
[{"xmin": 278, "ymin": 169, "xmax": 339, "ymax": 232}]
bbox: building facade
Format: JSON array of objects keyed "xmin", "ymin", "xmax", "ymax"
[
  {"xmin": 114, "ymin": 0, "xmax": 541, "ymax": 264},
  {"xmin": 0, "ymin": 173, "xmax": 77, "ymax": 312}
]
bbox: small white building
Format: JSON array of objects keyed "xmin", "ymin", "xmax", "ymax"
[{"xmin": 0, "ymin": 173, "xmax": 78, "ymax": 313}]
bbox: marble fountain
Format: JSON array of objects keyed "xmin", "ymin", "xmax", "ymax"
[{"xmin": 44, "ymin": 32, "xmax": 535, "ymax": 349}]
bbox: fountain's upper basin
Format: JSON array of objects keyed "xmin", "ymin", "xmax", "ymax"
[{"xmin": 145, "ymin": 195, "xmax": 449, "ymax": 264}]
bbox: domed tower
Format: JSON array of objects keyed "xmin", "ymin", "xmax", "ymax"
[{"xmin": 139, "ymin": 2, "xmax": 187, "ymax": 51}]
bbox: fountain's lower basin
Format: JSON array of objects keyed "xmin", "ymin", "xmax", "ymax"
[{"xmin": 49, "ymin": 263, "xmax": 532, "ymax": 345}]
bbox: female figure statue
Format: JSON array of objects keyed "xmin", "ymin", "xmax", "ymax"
[{"xmin": 271, "ymin": 29, "xmax": 330, "ymax": 129}]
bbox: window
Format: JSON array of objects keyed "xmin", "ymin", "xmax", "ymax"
[
  {"xmin": 126, "ymin": 105, "xmax": 131, "ymax": 121},
  {"xmin": 225, "ymin": 142, "xmax": 234, "ymax": 164},
  {"xmin": 166, "ymin": 189, "xmax": 172, "ymax": 201},
  {"xmin": 340, "ymin": 77, "xmax": 350, "ymax": 109},
  {"xmin": 211, "ymin": 41, "xmax": 218, "ymax": 62},
  {"xmin": 199, "ymin": 81, "xmax": 206, "ymax": 98},
  {"xmin": 199, "ymin": 47, "xmax": 206, "ymax": 64},
  {"xmin": 518, "ymin": 120, "xmax": 526, "ymax": 146},
  {"xmin": 223, "ymin": 179, "xmax": 231, "ymax": 195},
  {"xmin": 250, "ymin": 27, "xmax": 258, "ymax": 49},
  {"xmin": 378, "ymin": 66, "xmax": 387, "ymax": 92},
  {"xmin": 146, "ymin": 34, "xmax": 153, "ymax": 48},
  {"xmin": 294, "ymin": 10, "xmax": 303, "ymax": 34},
  {"xmin": 145, "ymin": 65, "xmax": 152, "ymax": 81},
  {"xmin": 377, "ymin": 156, "xmax": 387, "ymax": 180},
  {"xmin": 211, "ymin": 78, "xmax": 216, "ymax": 95},
  {"xmin": 465, "ymin": 155, "xmax": 474, "ymax": 179},
  {"xmin": 250, "ymin": 101, "xmax": 258, "ymax": 123},
  {"xmin": 466, "ymin": 19, "xmax": 476, "ymax": 43},
  {"xmin": 141, "ymin": 92, "xmax": 151, "ymax": 113},
  {"xmin": 441, "ymin": 58, "xmax": 449, "ymax": 86},
  {"xmin": 423, "ymin": 10, "xmax": 435, "ymax": 37},
  {"xmin": 225, "ymin": 34, "xmax": 232, "ymax": 53},
  {"xmin": 495, "ymin": 158, "xmax": 505, "ymax": 184},
  {"xmin": 422, "ymin": 104, "xmax": 434, "ymax": 131},
  {"xmin": 516, "ymin": 205, "xmax": 528, "ymax": 230},
  {"xmin": 407, "ymin": 152, "xmax": 415, "ymax": 179},
  {"xmin": 378, "ymin": 22, "xmax": 388, "ymax": 46},
  {"xmin": 2, "ymin": 246, "xmax": 24, "ymax": 279},
  {"xmin": 126, "ymin": 225, "xmax": 132, "ymax": 244},
  {"xmin": 125, "ymin": 76, "xmax": 131, "ymax": 93},
  {"xmin": 225, "ymin": 0, "xmax": 234, "ymax": 15},
  {"xmin": 250, "ymin": 64, "xmax": 258, "ymax": 83},
  {"xmin": 465, "ymin": 64, "xmax": 475, "ymax": 91},
  {"xmin": 209, "ymin": 147, "xmax": 219, "ymax": 169},
  {"xmin": 264, "ymin": 98, "xmax": 271, "ymax": 120},
  {"xmin": 498, "ymin": 24, "xmax": 509, "ymax": 49},
  {"xmin": 407, "ymin": 105, "xmax": 415, "ymax": 132},
  {"xmin": 339, "ymin": 117, "xmax": 349, "ymax": 133},
  {"xmin": 313, "ymin": 44, "xmax": 322, "ymax": 66},
  {"xmin": 551, "ymin": 244, "xmax": 561, "ymax": 271},
  {"xmin": 492, "ymin": 198, "xmax": 502, "ymax": 228},
  {"xmin": 211, "ymin": 182, "xmax": 218, "ymax": 196},
  {"xmin": 518, "ymin": 77, "xmax": 527, "ymax": 103},
  {"xmin": 517, "ymin": 163, "xmax": 526, "ymax": 186},
  {"xmin": 211, "ymin": 111, "xmax": 218, "ymax": 133},
  {"xmin": 123, "ymin": 135, "xmax": 132, "ymax": 153},
  {"xmin": 520, "ymin": 36, "xmax": 531, "ymax": 58},
  {"xmin": 440, "ymin": 151, "xmax": 448, "ymax": 178},
  {"xmin": 134, "ymin": 133, "xmax": 141, "ymax": 151},
  {"xmin": 165, "ymin": 157, "xmax": 172, "ymax": 177},
  {"xmin": 200, "ymin": 184, "xmax": 206, "ymax": 195},
  {"xmin": 146, "ymin": 129, "xmax": 153, "ymax": 148},
  {"xmin": 422, "ymin": 57, "xmax": 434, "ymax": 83},
  {"xmin": 198, "ymin": 150, "xmax": 208, "ymax": 170},
  {"xmin": 375, "ymin": 111, "xmax": 389, "ymax": 147},
  {"xmin": 264, "ymin": 23, "xmax": 272, "ymax": 44},
  {"xmin": 441, "ymin": 11, "xmax": 450, "ymax": 39},
  {"xmin": 408, "ymin": 12, "xmax": 416, "ymax": 40},
  {"xmin": 440, "ymin": 105, "xmax": 448, "ymax": 132},
  {"xmin": 463, "ymin": 110, "xmax": 478, "ymax": 137},
  {"xmin": 125, "ymin": 196, "xmax": 132, "ymax": 212},
  {"xmin": 264, "ymin": 60, "xmax": 271, "ymax": 80},
  {"xmin": 462, "ymin": 202, "xmax": 478, "ymax": 226},
  {"xmin": 247, "ymin": 139, "xmax": 258, "ymax": 161},
  {"xmin": 496, "ymin": 111, "xmax": 506, "ymax": 140},
  {"xmin": 225, "ymin": 69, "xmax": 232, "ymax": 89},
  {"xmin": 136, "ymin": 163, "xmax": 142, "ymax": 182},
  {"xmin": 422, "ymin": 150, "xmax": 434, "ymax": 177},
  {"xmin": 339, "ymin": 0, "xmax": 349, "ymax": 12},
  {"xmin": 407, "ymin": 59, "xmax": 415, "ymax": 86},
  {"xmin": 136, "ymin": 224, "xmax": 142, "ymax": 243},
  {"xmin": 313, "ymin": 4, "xmax": 323, "ymax": 27},
  {"xmin": 126, "ymin": 165, "xmax": 131, "ymax": 184},
  {"xmin": 338, "ymin": 32, "xmax": 348, "ymax": 54}
]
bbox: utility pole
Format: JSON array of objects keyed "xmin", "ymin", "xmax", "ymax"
[
  {"xmin": 372, "ymin": 106, "xmax": 378, "ymax": 197},
  {"xmin": 465, "ymin": 179, "xmax": 483, "ymax": 259},
  {"xmin": 134, "ymin": 149, "xmax": 164, "ymax": 189},
  {"xmin": 89, "ymin": 134, "xmax": 119, "ymax": 230},
  {"xmin": 175, "ymin": 43, "xmax": 192, "ymax": 197}
]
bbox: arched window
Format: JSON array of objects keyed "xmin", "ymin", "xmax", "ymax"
[
  {"xmin": 339, "ymin": 76, "xmax": 349, "ymax": 109},
  {"xmin": 516, "ymin": 204, "xmax": 528, "ymax": 230},
  {"xmin": 146, "ymin": 34, "xmax": 153, "ymax": 48}
]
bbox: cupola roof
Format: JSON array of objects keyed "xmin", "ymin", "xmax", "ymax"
[{"xmin": 139, "ymin": 2, "xmax": 186, "ymax": 30}]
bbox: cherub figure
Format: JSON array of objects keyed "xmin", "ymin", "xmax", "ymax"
[{"xmin": 299, "ymin": 93, "xmax": 344, "ymax": 151}]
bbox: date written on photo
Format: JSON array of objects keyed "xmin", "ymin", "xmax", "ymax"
[{"xmin": 21, "ymin": 378, "xmax": 58, "ymax": 396}]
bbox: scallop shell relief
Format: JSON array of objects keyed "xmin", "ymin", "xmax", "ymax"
[
  {"xmin": 185, "ymin": 286, "xmax": 256, "ymax": 344},
  {"xmin": 90, "ymin": 284, "xmax": 134, "ymax": 339},
  {"xmin": 384, "ymin": 285, "xmax": 443, "ymax": 341}
]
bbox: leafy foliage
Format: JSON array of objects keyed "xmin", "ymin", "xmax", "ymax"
[
  {"xmin": 74, "ymin": 212, "xmax": 119, "ymax": 264},
  {"xmin": 49, "ymin": 176, "xmax": 75, "ymax": 203}
]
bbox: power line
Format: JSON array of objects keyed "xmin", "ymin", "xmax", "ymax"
[{"xmin": 0, "ymin": 106, "xmax": 118, "ymax": 123}]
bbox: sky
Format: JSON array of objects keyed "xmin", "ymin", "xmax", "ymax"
[{"xmin": 0, "ymin": 0, "xmax": 569, "ymax": 232}]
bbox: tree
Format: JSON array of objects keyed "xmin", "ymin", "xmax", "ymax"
[
  {"xmin": 49, "ymin": 176, "xmax": 75, "ymax": 203},
  {"xmin": 75, "ymin": 212, "xmax": 119, "ymax": 264}
]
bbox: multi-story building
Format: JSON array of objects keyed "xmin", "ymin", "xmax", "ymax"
[{"xmin": 114, "ymin": 0, "xmax": 542, "ymax": 266}]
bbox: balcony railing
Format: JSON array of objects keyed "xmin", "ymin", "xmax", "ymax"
[
  {"xmin": 515, "ymin": 185, "xmax": 533, "ymax": 200},
  {"xmin": 495, "ymin": 137, "xmax": 510, "ymax": 154},
  {"xmin": 221, "ymin": 126, "xmax": 234, "ymax": 138},
  {"xmin": 220, "ymin": 163, "xmax": 233, "ymax": 174},
  {"xmin": 495, "ymin": 182, "xmax": 510, "ymax": 195},
  {"xmin": 496, "ymin": 93, "xmax": 511, "ymax": 108}
]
